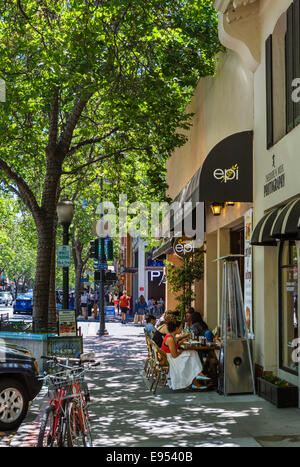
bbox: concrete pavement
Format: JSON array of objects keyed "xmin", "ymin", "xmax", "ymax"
[{"xmin": 7, "ymin": 320, "xmax": 300, "ymax": 447}]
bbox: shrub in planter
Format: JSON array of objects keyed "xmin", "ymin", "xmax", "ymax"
[{"xmin": 258, "ymin": 374, "xmax": 298, "ymax": 408}]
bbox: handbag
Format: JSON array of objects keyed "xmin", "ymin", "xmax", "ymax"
[{"xmin": 134, "ymin": 312, "xmax": 139, "ymax": 324}]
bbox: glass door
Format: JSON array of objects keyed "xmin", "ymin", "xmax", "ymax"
[{"xmin": 279, "ymin": 241, "xmax": 298, "ymax": 374}]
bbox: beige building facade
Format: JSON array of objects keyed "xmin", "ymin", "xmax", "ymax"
[
  {"xmin": 215, "ymin": 0, "xmax": 300, "ymax": 398},
  {"xmin": 161, "ymin": 0, "xmax": 300, "ymax": 401},
  {"xmin": 164, "ymin": 47, "xmax": 254, "ymax": 329}
]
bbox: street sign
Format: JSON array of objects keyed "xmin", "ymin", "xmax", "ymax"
[{"xmin": 57, "ymin": 245, "xmax": 71, "ymax": 267}]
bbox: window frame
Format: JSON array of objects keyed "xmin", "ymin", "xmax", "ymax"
[{"xmin": 278, "ymin": 240, "xmax": 298, "ymax": 376}]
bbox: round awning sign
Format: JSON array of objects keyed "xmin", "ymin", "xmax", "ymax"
[{"xmin": 173, "ymin": 237, "xmax": 195, "ymax": 258}]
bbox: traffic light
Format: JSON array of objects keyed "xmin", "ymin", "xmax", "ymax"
[
  {"xmin": 104, "ymin": 238, "xmax": 114, "ymax": 261},
  {"xmin": 105, "ymin": 271, "xmax": 117, "ymax": 282},
  {"xmin": 120, "ymin": 274, "xmax": 125, "ymax": 282},
  {"xmin": 89, "ymin": 239, "xmax": 98, "ymax": 259},
  {"xmin": 94, "ymin": 271, "xmax": 101, "ymax": 282}
]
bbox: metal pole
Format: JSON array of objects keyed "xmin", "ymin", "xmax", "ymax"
[
  {"xmin": 98, "ymin": 177, "xmax": 108, "ymax": 336},
  {"xmin": 62, "ymin": 222, "xmax": 70, "ymax": 310}
]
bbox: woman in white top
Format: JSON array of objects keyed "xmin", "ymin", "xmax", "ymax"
[{"xmin": 80, "ymin": 291, "xmax": 88, "ymax": 320}]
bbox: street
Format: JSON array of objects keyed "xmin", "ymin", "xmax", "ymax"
[
  {"xmin": 3, "ymin": 320, "xmax": 300, "ymax": 449},
  {"xmin": 0, "ymin": 304, "xmax": 32, "ymax": 322}
]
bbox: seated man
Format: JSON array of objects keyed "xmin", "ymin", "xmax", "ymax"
[{"xmin": 144, "ymin": 315, "xmax": 157, "ymax": 338}]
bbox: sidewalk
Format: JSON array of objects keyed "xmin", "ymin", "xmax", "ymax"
[{"xmin": 9, "ymin": 321, "xmax": 300, "ymax": 447}]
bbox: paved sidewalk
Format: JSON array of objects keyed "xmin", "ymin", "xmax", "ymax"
[{"xmin": 8, "ymin": 321, "xmax": 300, "ymax": 447}]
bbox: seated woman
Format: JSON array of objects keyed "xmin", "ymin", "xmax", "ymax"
[
  {"xmin": 191, "ymin": 311, "xmax": 209, "ymax": 336},
  {"xmin": 161, "ymin": 317, "xmax": 210, "ymax": 391},
  {"xmin": 152, "ymin": 322, "xmax": 167, "ymax": 348}
]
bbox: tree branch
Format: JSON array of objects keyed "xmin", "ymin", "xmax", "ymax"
[
  {"xmin": 47, "ymin": 87, "xmax": 59, "ymax": 153},
  {"xmin": 58, "ymin": 91, "xmax": 93, "ymax": 155},
  {"xmin": 62, "ymin": 146, "xmax": 149, "ymax": 175},
  {"xmin": 0, "ymin": 159, "xmax": 42, "ymax": 224},
  {"xmin": 67, "ymin": 127, "xmax": 119, "ymax": 156}
]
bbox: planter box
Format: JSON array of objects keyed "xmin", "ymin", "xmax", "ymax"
[
  {"xmin": 0, "ymin": 331, "xmax": 56, "ymax": 373},
  {"xmin": 258, "ymin": 377, "xmax": 298, "ymax": 408}
]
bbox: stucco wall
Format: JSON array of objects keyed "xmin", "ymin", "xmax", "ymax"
[{"xmin": 166, "ymin": 49, "xmax": 254, "ymax": 201}]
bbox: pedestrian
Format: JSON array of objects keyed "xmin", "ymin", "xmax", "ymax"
[
  {"xmin": 88, "ymin": 290, "xmax": 94, "ymax": 318},
  {"xmin": 69, "ymin": 292, "xmax": 75, "ymax": 311},
  {"xmin": 119, "ymin": 290, "xmax": 130, "ymax": 324},
  {"xmin": 114, "ymin": 293, "xmax": 119, "ymax": 315},
  {"xmin": 136, "ymin": 295, "xmax": 147, "ymax": 325},
  {"xmin": 104, "ymin": 290, "xmax": 110, "ymax": 307},
  {"xmin": 80, "ymin": 290, "xmax": 88, "ymax": 320},
  {"xmin": 158, "ymin": 297, "xmax": 165, "ymax": 315}
]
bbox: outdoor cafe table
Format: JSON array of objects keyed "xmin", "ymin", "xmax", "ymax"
[{"xmin": 179, "ymin": 341, "xmax": 220, "ymax": 352}]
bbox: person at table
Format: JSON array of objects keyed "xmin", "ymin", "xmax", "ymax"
[
  {"xmin": 161, "ymin": 317, "xmax": 210, "ymax": 390},
  {"xmin": 191, "ymin": 311, "xmax": 209, "ymax": 337},
  {"xmin": 152, "ymin": 323, "xmax": 168, "ymax": 348},
  {"xmin": 144, "ymin": 314, "xmax": 157, "ymax": 339}
]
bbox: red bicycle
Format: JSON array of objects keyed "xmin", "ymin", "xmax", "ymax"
[{"xmin": 37, "ymin": 354, "xmax": 99, "ymax": 447}]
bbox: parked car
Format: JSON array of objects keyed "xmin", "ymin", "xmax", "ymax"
[
  {"xmin": 0, "ymin": 343, "xmax": 42, "ymax": 430},
  {"xmin": 13, "ymin": 293, "xmax": 33, "ymax": 314},
  {"xmin": 0, "ymin": 292, "xmax": 13, "ymax": 306}
]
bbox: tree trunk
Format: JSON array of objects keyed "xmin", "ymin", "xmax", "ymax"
[
  {"xmin": 32, "ymin": 158, "xmax": 62, "ymax": 333},
  {"xmin": 48, "ymin": 219, "xmax": 58, "ymax": 333}
]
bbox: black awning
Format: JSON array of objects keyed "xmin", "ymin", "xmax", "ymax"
[
  {"xmin": 199, "ymin": 131, "xmax": 253, "ymax": 202},
  {"xmin": 251, "ymin": 209, "xmax": 279, "ymax": 246},
  {"xmin": 271, "ymin": 198, "xmax": 300, "ymax": 240},
  {"xmin": 171, "ymin": 131, "xmax": 253, "ymax": 207},
  {"xmin": 152, "ymin": 238, "xmax": 174, "ymax": 260}
]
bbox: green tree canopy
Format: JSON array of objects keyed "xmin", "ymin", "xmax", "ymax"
[{"xmin": 0, "ymin": 0, "xmax": 220, "ymax": 331}]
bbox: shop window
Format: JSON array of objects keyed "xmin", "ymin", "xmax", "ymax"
[{"xmin": 279, "ymin": 240, "xmax": 298, "ymax": 375}]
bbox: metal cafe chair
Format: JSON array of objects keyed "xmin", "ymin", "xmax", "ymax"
[
  {"xmin": 143, "ymin": 330, "xmax": 154, "ymax": 379},
  {"xmin": 149, "ymin": 339, "xmax": 170, "ymax": 394}
]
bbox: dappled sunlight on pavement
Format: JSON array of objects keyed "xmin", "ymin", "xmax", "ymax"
[
  {"xmin": 72, "ymin": 322, "xmax": 290, "ymax": 447},
  {"xmin": 9, "ymin": 321, "xmax": 300, "ymax": 447}
]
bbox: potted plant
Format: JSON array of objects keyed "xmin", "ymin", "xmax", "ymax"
[
  {"xmin": 165, "ymin": 250, "xmax": 204, "ymax": 320},
  {"xmin": 257, "ymin": 373, "xmax": 298, "ymax": 408}
]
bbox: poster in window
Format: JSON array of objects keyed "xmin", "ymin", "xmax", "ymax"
[{"xmin": 244, "ymin": 209, "xmax": 254, "ymax": 338}]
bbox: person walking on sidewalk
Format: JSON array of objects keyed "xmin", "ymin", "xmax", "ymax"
[
  {"xmin": 136, "ymin": 295, "xmax": 147, "ymax": 325},
  {"xmin": 119, "ymin": 290, "xmax": 130, "ymax": 324},
  {"xmin": 80, "ymin": 290, "xmax": 88, "ymax": 320}
]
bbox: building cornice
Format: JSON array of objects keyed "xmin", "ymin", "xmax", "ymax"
[{"xmin": 213, "ymin": 0, "xmax": 231, "ymax": 13}]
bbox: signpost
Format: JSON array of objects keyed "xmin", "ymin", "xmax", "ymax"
[{"xmin": 57, "ymin": 245, "xmax": 71, "ymax": 268}]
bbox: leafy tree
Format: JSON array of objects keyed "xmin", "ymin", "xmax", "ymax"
[
  {"xmin": 0, "ymin": 0, "xmax": 220, "ymax": 331},
  {"xmin": 0, "ymin": 196, "xmax": 37, "ymax": 294},
  {"xmin": 165, "ymin": 251, "xmax": 204, "ymax": 319}
]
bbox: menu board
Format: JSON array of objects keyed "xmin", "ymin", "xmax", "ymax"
[
  {"xmin": 58, "ymin": 310, "xmax": 77, "ymax": 337},
  {"xmin": 244, "ymin": 209, "xmax": 254, "ymax": 338},
  {"xmin": 47, "ymin": 336, "xmax": 83, "ymax": 358}
]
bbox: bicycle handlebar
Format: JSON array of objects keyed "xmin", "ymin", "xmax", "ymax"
[{"xmin": 40, "ymin": 355, "xmax": 100, "ymax": 369}]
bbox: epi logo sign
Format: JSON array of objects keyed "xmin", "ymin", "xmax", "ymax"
[
  {"xmin": 173, "ymin": 237, "xmax": 195, "ymax": 258},
  {"xmin": 213, "ymin": 164, "xmax": 239, "ymax": 183}
]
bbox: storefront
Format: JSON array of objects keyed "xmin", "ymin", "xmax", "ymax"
[
  {"xmin": 251, "ymin": 198, "xmax": 300, "ymax": 389},
  {"xmin": 154, "ymin": 130, "xmax": 254, "ymax": 330}
]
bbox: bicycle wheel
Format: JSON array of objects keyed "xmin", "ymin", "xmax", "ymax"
[
  {"xmin": 66, "ymin": 400, "xmax": 93, "ymax": 447},
  {"xmin": 37, "ymin": 405, "xmax": 55, "ymax": 447}
]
